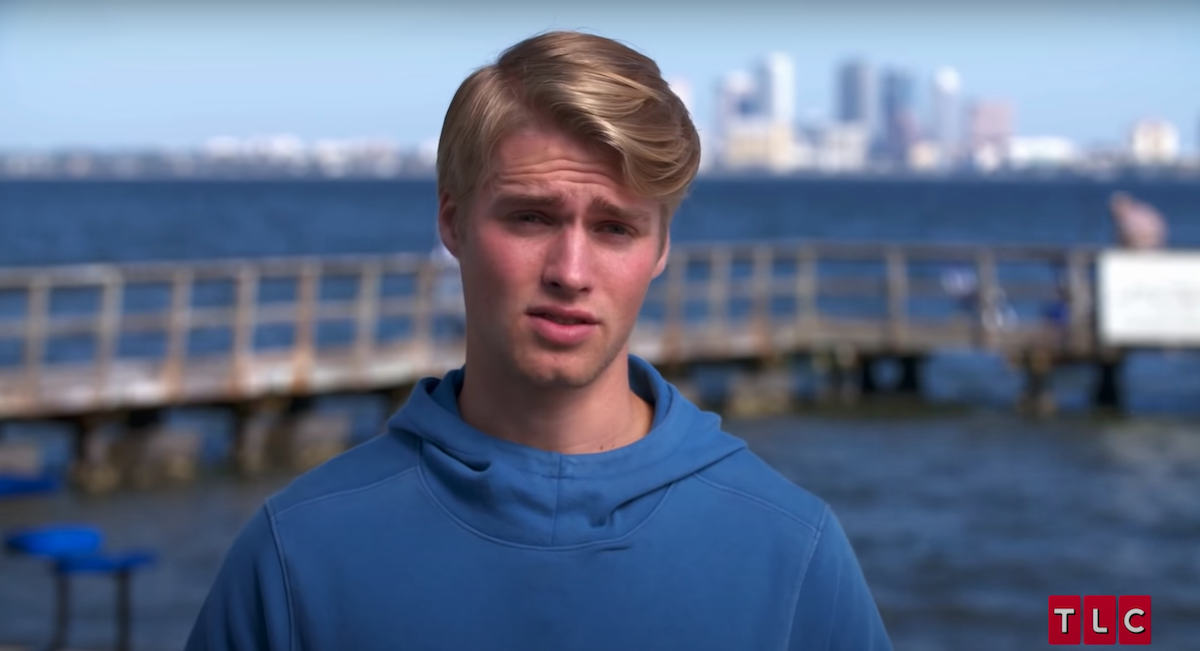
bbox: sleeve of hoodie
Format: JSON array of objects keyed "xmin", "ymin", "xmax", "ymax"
[
  {"xmin": 185, "ymin": 504, "xmax": 293, "ymax": 651},
  {"xmin": 789, "ymin": 505, "xmax": 893, "ymax": 651}
]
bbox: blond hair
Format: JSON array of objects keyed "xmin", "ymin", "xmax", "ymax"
[{"xmin": 436, "ymin": 31, "xmax": 700, "ymax": 220}]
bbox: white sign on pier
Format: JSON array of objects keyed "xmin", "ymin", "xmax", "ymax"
[{"xmin": 1098, "ymin": 250, "xmax": 1200, "ymax": 347}]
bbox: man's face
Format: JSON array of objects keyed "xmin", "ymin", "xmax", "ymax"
[{"xmin": 438, "ymin": 124, "xmax": 669, "ymax": 389}]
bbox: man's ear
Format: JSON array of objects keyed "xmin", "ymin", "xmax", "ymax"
[
  {"xmin": 437, "ymin": 191, "xmax": 462, "ymax": 256},
  {"xmin": 652, "ymin": 229, "xmax": 671, "ymax": 279}
]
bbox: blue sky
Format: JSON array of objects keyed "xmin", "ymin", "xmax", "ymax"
[{"xmin": 1, "ymin": 0, "xmax": 1197, "ymax": 152}]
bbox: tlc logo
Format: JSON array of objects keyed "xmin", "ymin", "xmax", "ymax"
[{"xmin": 1048, "ymin": 595, "xmax": 1152, "ymax": 645}]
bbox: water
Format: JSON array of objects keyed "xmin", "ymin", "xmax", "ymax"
[
  {"xmin": 2, "ymin": 412, "xmax": 1198, "ymax": 650},
  {"xmin": 1, "ymin": 178, "xmax": 1199, "ymax": 650},
  {"xmin": 3, "ymin": 177, "xmax": 1200, "ymax": 267}
]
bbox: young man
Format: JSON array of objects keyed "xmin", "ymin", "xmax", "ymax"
[{"xmin": 187, "ymin": 31, "xmax": 892, "ymax": 650}]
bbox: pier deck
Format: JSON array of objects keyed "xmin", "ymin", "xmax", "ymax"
[{"xmin": 0, "ymin": 240, "xmax": 1103, "ymax": 420}]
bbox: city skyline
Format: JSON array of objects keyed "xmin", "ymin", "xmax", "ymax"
[{"xmin": 1, "ymin": 1, "xmax": 1198, "ymax": 152}]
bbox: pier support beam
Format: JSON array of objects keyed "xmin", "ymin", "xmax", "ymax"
[
  {"xmin": 123, "ymin": 424, "xmax": 201, "ymax": 489},
  {"xmin": 233, "ymin": 398, "xmax": 288, "ymax": 476},
  {"xmin": 897, "ymin": 355, "xmax": 924, "ymax": 395},
  {"xmin": 112, "ymin": 409, "xmax": 201, "ymax": 489},
  {"xmin": 69, "ymin": 409, "xmax": 202, "ymax": 493},
  {"xmin": 1093, "ymin": 352, "xmax": 1125, "ymax": 412},
  {"xmin": 71, "ymin": 414, "xmax": 122, "ymax": 494},
  {"xmin": 858, "ymin": 356, "xmax": 878, "ymax": 397},
  {"xmin": 821, "ymin": 347, "xmax": 862, "ymax": 405},
  {"xmin": 233, "ymin": 396, "xmax": 353, "ymax": 475},
  {"xmin": 725, "ymin": 361, "xmax": 794, "ymax": 418},
  {"xmin": 1019, "ymin": 349, "xmax": 1057, "ymax": 417}
]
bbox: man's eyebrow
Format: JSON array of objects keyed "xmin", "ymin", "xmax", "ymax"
[
  {"xmin": 493, "ymin": 192, "xmax": 652, "ymax": 223},
  {"xmin": 588, "ymin": 197, "xmax": 653, "ymax": 223},
  {"xmin": 493, "ymin": 193, "xmax": 564, "ymax": 210}
]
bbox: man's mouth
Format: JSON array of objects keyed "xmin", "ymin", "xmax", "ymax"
[
  {"xmin": 538, "ymin": 314, "xmax": 587, "ymax": 325},
  {"xmin": 527, "ymin": 308, "xmax": 598, "ymax": 326}
]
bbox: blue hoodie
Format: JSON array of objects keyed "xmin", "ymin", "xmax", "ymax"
[{"xmin": 187, "ymin": 356, "xmax": 892, "ymax": 651}]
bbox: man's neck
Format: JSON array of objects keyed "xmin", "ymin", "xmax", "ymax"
[{"xmin": 456, "ymin": 355, "xmax": 654, "ymax": 455}]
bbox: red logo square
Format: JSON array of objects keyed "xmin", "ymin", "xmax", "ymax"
[
  {"xmin": 1119, "ymin": 595, "xmax": 1152, "ymax": 645},
  {"xmin": 1048, "ymin": 595, "xmax": 1081, "ymax": 645},
  {"xmin": 1083, "ymin": 595, "xmax": 1116, "ymax": 645}
]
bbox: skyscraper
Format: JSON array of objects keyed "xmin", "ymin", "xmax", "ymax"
[
  {"xmin": 968, "ymin": 100, "xmax": 1013, "ymax": 151},
  {"xmin": 881, "ymin": 68, "xmax": 918, "ymax": 163},
  {"xmin": 931, "ymin": 67, "xmax": 961, "ymax": 164},
  {"xmin": 716, "ymin": 70, "xmax": 758, "ymax": 134},
  {"xmin": 837, "ymin": 59, "xmax": 875, "ymax": 133},
  {"xmin": 756, "ymin": 52, "xmax": 795, "ymax": 126},
  {"xmin": 1129, "ymin": 119, "xmax": 1180, "ymax": 165}
]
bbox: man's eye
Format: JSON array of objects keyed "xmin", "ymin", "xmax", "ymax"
[{"xmin": 601, "ymin": 224, "xmax": 632, "ymax": 236}]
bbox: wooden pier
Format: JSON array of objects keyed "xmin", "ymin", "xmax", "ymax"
[{"xmin": 0, "ymin": 241, "xmax": 1150, "ymax": 491}]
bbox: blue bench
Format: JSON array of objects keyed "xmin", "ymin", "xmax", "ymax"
[
  {"xmin": 0, "ymin": 473, "xmax": 61, "ymax": 498},
  {"xmin": 4, "ymin": 524, "xmax": 156, "ymax": 651}
]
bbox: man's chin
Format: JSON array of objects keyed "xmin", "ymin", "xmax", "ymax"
[
  {"xmin": 519, "ymin": 365, "xmax": 597, "ymax": 390},
  {"xmin": 514, "ymin": 351, "xmax": 610, "ymax": 390}
]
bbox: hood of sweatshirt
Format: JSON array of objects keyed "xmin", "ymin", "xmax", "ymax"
[{"xmin": 385, "ymin": 355, "xmax": 747, "ymax": 547}]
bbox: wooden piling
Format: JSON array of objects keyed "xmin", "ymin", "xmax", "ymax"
[
  {"xmin": 114, "ymin": 412, "xmax": 201, "ymax": 489},
  {"xmin": 831, "ymin": 346, "xmax": 862, "ymax": 405},
  {"xmin": 726, "ymin": 357, "xmax": 794, "ymax": 418},
  {"xmin": 1019, "ymin": 349, "xmax": 1058, "ymax": 417},
  {"xmin": 858, "ymin": 356, "xmax": 879, "ymax": 396},
  {"xmin": 232, "ymin": 398, "xmax": 286, "ymax": 476},
  {"xmin": 1093, "ymin": 351, "xmax": 1125, "ymax": 411},
  {"xmin": 896, "ymin": 355, "xmax": 923, "ymax": 395},
  {"xmin": 71, "ymin": 414, "xmax": 122, "ymax": 494}
]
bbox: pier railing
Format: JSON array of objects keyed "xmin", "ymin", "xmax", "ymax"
[{"xmin": 0, "ymin": 241, "xmax": 1101, "ymax": 421}]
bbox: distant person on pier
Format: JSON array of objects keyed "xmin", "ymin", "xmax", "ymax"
[
  {"xmin": 1039, "ymin": 191, "xmax": 1167, "ymax": 341},
  {"xmin": 187, "ymin": 30, "xmax": 892, "ymax": 651},
  {"xmin": 1110, "ymin": 191, "xmax": 1168, "ymax": 250}
]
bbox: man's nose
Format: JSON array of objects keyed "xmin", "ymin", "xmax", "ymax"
[{"xmin": 541, "ymin": 226, "xmax": 592, "ymax": 293}]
